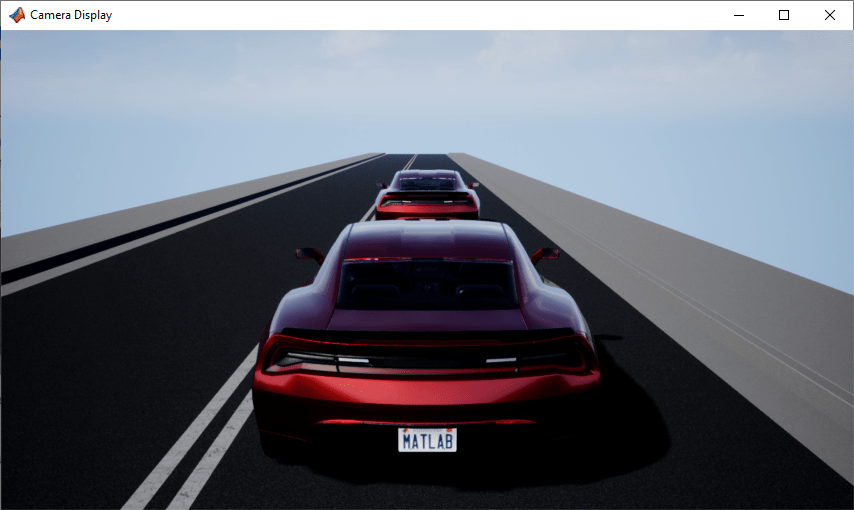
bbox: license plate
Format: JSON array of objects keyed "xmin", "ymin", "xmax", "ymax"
[{"xmin": 398, "ymin": 427, "xmax": 457, "ymax": 452}]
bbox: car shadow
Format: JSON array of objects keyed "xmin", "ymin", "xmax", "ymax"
[{"xmin": 277, "ymin": 338, "xmax": 669, "ymax": 488}]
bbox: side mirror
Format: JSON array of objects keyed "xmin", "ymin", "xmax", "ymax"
[
  {"xmin": 468, "ymin": 182, "xmax": 480, "ymax": 189},
  {"xmin": 530, "ymin": 247, "xmax": 559, "ymax": 266},
  {"xmin": 376, "ymin": 182, "xmax": 387, "ymax": 189},
  {"xmin": 295, "ymin": 247, "xmax": 325, "ymax": 265}
]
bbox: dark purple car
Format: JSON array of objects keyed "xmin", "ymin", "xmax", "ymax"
[{"xmin": 252, "ymin": 219, "xmax": 601, "ymax": 457}]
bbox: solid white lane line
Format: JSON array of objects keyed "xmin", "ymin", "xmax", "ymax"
[
  {"xmin": 365, "ymin": 155, "xmax": 414, "ymax": 223},
  {"xmin": 2, "ymin": 155, "xmax": 387, "ymax": 297},
  {"xmin": 122, "ymin": 172, "xmax": 400, "ymax": 509},
  {"xmin": 403, "ymin": 154, "xmax": 418, "ymax": 170},
  {"xmin": 166, "ymin": 389, "xmax": 255, "ymax": 510},
  {"xmin": 121, "ymin": 345, "xmax": 258, "ymax": 510},
  {"xmin": 141, "ymin": 203, "xmax": 385, "ymax": 506},
  {"xmin": 358, "ymin": 205, "xmax": 376, "ymax": 223}
]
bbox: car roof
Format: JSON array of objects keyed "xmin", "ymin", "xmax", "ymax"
[
  {"xmin": 344, "ymin": 220, "xmax": 511, "ymax": 260},
  {"xmin": 396, "ymin": 170, "xmax": 458, "ymax": 179}
]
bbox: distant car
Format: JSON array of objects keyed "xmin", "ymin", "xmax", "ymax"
[
  {"xmin": 374, "ymin": 170, "xmax": 481, "ymax": 220},
  {"xmin": 252, "ymin": 219, "xmax": 601, "ymax": 457}
]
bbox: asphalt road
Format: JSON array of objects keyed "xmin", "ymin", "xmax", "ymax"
[{"xmin": 2, "ymin": 154, "xmax": 851, "ymax": 509}]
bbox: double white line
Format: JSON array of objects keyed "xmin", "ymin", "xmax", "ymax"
[
  {"xmin": 122, "ymin": 347, "xmax": 258, "ymax": 509},
  {"xmin": 360, "ymin": 154, "xmax": 417, "ymax": 223},
  {"xmin": 403, "ymin": 154, "xmax": 418, "ymax": 170},
  {"xmin": 123, "ymin": 159, "xmax": 410, "ymax": 509}
]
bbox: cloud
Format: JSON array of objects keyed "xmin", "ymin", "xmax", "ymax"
[
  {"xmin": 477, "ymin": 31, "xmax": 617, "ymax": 71},
  {"xmin": 470, "ymin": 31, "xmax": 851, "ymax": 116},
  {"xmin": 320, "ymin": 31, "xmax": 390, "ymax": 58},
  {"xmin": 4, "ymin": 31, "xmax": 850, "ymax": 120}
]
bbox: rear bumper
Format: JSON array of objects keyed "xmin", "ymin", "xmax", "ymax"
[
  {"xmin": 375, "ymin": 204, "xmax": 479, "ymax": 220},
  {"xmin": 252, "ymin": 370, "xmax": 602, "ymax": 443}
]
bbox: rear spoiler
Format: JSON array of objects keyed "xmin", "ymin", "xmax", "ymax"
[
  {"xmin": 276, "ymin": 327, "xmax": 575, "ymax": 344},
  {"xmin": 381, "ymin": 191, "xmax": 472, "ymax": 200}
]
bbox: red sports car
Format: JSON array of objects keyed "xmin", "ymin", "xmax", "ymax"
[
  {"xmin": 374, "ymin": 170, "xmax": 481, "ymax": 220},
  {"xmin": 252, "ymin": 219, "xmax": 601, "ymax": 457}
]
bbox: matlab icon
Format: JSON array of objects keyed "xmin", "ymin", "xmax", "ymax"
[{"xmin": 9, "ymin": 7, "xmax": 25, "ymax": 23}]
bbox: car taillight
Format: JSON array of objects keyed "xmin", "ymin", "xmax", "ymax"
[
  {"xmin": 263, "ymin": 343, "xmax": 588, "ymax": 374},
  {"xmin": 517, "ymin": 345, "xmax": 586, "ymax": 371},
  {"xmin": 265, "ymin": 346, "xmax": 335, "ymax": 373}
]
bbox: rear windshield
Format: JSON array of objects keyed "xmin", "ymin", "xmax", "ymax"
[
  {"xmin": 337, "ymin": 259, "xmax": 518, "ymax": 310},
  {"xmin": 399, "ymin": 177, "xmax": 456, "ymax": 191}
]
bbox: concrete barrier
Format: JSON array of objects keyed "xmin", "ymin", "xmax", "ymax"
[
  {"xmin": 1, "ymin": 153, "xmax": 383, "ymax": 295},
  {"xmin": 450, "ymin": 152, "xmax": 853, "ymax": 484}
]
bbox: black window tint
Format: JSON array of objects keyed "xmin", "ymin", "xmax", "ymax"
[
  {"xmin": 399, "ymin": 178, "xmax": 456, "ymax": 191},
  {"xmin": 337, "ymin": 259, "xmax": 518, "ymax": 310}
]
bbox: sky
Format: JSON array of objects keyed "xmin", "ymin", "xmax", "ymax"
[{"xmin": 2, "ymin": 30, "xmax": 852, "ymax": 294}]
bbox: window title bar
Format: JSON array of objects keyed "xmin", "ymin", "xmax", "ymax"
[{"xmin": 2, "ymin": 1, "xmax": 850, "ymax": 30}]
